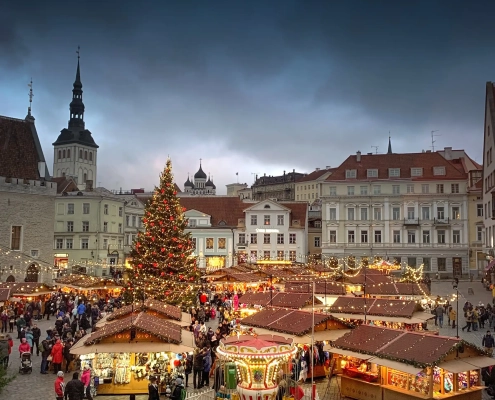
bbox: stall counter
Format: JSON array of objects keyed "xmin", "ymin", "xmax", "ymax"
[{"xmin": 341, "ymin": 375, "xmax": 382, "ymax": 400}]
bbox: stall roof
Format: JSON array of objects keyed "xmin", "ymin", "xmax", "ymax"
[
  {"xmin": 247, "ymin": 326, "xmax": 350, "ymax": 343},
  {"xmin": 368, "ymin": 357, "xmax": 423, "ymax": 375},
  {"xmin": 366, "ymin": 282, "xmax": 430, "ymax": 296},
  {"xmin": 284, "ymin": 281, "xmax": 346, "ymax": 295},
  {"xmin": 208, "ymin": 271, "xmax": 266, "ymax": 283},
  {"xmin": 107, "ymin": 299, "xmax": 183, "ymax": 322},
  {"xmin": 239, "ymin": 292, "xmax": 322, "ymax": 309},
  {"xmin": 0, "ymin": 282, "xmax": 52, "ymax": 295},
  {"xmin": 55, "ymin": 274, "xmax": 121, "ymax": 289},
  {"xmin": 328, "ymin": 312, "xmax": 431, "ymax": 324},
  {"xmin": 329, "ymin": 297, "xmax": 421, "ymax": 318},
  {"xmin": 0, "ymin": 288, "xmax": 10, "ymax": 302},
  {"xmin": 241, "ymin": 308, "xmax": 351, "ymax": 336}
]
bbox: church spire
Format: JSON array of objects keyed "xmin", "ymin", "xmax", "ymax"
[
  {"xmin": 387, "ymin": 135, "xmax": 392, "ymax": 154},
  {"xmin": 68, "ymin": 46, "xmax": 85, "ymax": 129},
  {"xmin": 25, "ymin": 78, "xmax": 35, "ymax": 121}
]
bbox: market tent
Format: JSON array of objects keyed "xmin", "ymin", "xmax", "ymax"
[{"xmin": 367, "ymin": 357, "xmax": 423, "ymax": 375}]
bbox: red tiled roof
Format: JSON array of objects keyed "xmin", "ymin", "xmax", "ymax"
[
  {"xmin": 297, "ymin": 168, "xmax": 336, "ymax": 183},
  {"xmin": 107, "ymin": 299, "xmax": 182, "ymax": 322},
  {"xmin": 239, "ymin": 292, "xmax": 320, "ymax": 308},
  {"xmin": 284, "ymin": 281, "xmax": 346, "ymax": 295},
  {"xmin": 329, "ymin": 297, "xmax": 418, "ymax": 318},
  {"xmin": 52, "ymin": 177, "xmax": 78, "ymax": 193},
  {"xmin": 179, "ymin": 197, "xmax": 246, "ymax": 227},
  {"xmin": 278, "ymin": 202, "xmax": 308, "ymax": 227},
  {"xmin": 0, "ymin": 116, "xmax": 46, "ymax": 180},
  {"xmin": 326, "ymin": 152, "xmax": 467, "ymax": 182},
  {"xmin": 333, "ymin": 325, "xmax": 465, "ymax": 366},
  {"xmin": 366, "ymin": 282, "xmax": 430, "ymax": 296}
]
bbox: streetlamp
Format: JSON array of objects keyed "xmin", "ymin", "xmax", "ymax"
[{"xmin": 453, "ymin": 277, "xmax": 459, "ymax": 338}]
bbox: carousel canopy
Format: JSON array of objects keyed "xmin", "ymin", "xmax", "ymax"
[
  {"xmin": 217, "ymin": 334, "xmax": 296, "ymax": 360},
  {"xmin": 239, "ymin": 292, "xmax": 322, "ymax": 309}
]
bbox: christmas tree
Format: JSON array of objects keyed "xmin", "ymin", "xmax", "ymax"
[{"xmin": 125, "ymin": 159, "xmax": 200, "ymax": 307}]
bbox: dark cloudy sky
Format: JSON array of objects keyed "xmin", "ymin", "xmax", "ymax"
[{"xmin": 0, "ymin": 1, "xmax": 491, "ymax": 193}]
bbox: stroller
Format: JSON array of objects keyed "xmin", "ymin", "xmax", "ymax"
[{"xmin": 19, "ymin": 352, "xmax": 33, "ymax": 374}]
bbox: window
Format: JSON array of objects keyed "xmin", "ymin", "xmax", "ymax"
[
  {"xmin": 437, "ymin": 206, "xmax": 445, "ymax": 220},
  {"xmin": 264, "ymin": 215, "xmax": 270, "ymax": 225},
  {"xmin": 132, "ymin": 216, "xmax": 136, "ymax": 227},
  {"xmin": 407, "ymin": 206, "xmax": 415, "ymax": 219},
  {"xmin": 218, "ymin": 238, "xmax": 226, "ymax": 249},
  {"xmin": 277, "ymin": 215, "xmax": 284, "ymax": 225},
  {"xmin": 89, "ymin": 152, "xmax": 93, "ymax": 162},
  {"xmin": 329, "ymin": 208, "xmax": 337, "ymax": 220},
  {"xmin": 437, "ymin": 230, "xmax": 446, "ymax": 244},
  {"xmin": 437, "ymin": 257, "xmax": 446, "ymax": 271},
  {"xmin": 452, "ymin": 230, "xmax": 461, "ymax": 244},
  {"xmin": 367, "ymin": 169, "xmax": 378, "ymax": 178},
  {"xmin": 66, "ymin": 238, "xmax": 73, "ymax": 249},
  {"xmin": 423, "ymin": 257, "xmax": 431, "ymax": 271},
  {"xmin": 348, "ymin": 230, "xmax": 355, "ymax": 243},
  {"xmin": 393, "ymin": 230, "xmax": 401, "ymax": 243},
  {"xmin": 360, "ymin": 186, "xmax": 368, "ymax": 195},
  {"xmin": 421, "ymin": 207, "xmax": 430, "ymax": 220},
  {"xmin": 408, "ymin": 257, "xmax": 417, "ymax": 267},
  {"xmin": 374, "ymin": 230, "xmax": 382, "ymax": 243},
  {"xmin": 361, "ymin": 230, "xmax": 368, "ymax": 243},
  {"xmin": 118, "ymin": 223, "xmax": 122, "ymax": 233},
  {"xmin": 56, "ymin": 238, "xmax": 64, "ymax": 249},
  {"xmin": 346, "ymin": 169, "xmax": 357, "ymax": 178},
  {"xmin": 263, "ymin": 234, "xmax": 271, "ymax": 244},
  {"xmin": 360, "ymin": 207, "xmax": 368, "ymax": 220},
  {"xmin": 126, "ymin": 215, "xmax": 130, "ymax": 226},
  {"xmin": 79, "ymin": 149, "xmax": 83, "ymax": 159},
  {"xmin": 67, "ymin": 221, "xmax": 74, "ymax": 232},
  {"xmin": 347, "ymin": 208, "xmax": 355, "ymax": 221},
  {"xmin": 421, "ymin": 184, "xmax": 429, "ymax": 194},
  {"xmin": 251, "ymin": 215, "xmax": 257, "ymax": 225},
  {"xmin": 347, "ymin": 186, "xmax": 355, "ymax": 195},
  {"xmin": 477, "ymin": 226, "xmax": 483, "ymax": 241},
  {"xmin": 277, "ymin": 233, "xmax": 284, "ymax": 244},
  {"xmin": 373, "ymin": 207, "xmax": 382, "ymax": 220},
  {"xmin": 314, "ymin": 221, "xmax": 322, "ymax": 228},
  {"xmin": 206, "ymin": 238, "xmax": 214, "ymax": 249},
  {"xmin": 82, "ymin": 221, "xmax": 89, "ymax": 232},
  {"xmin": 436, "ymin": 184, "xmax": 444, "ymax": 194},
  {"xmin": 433, "ymin": 166, "xmax": 446, "ymax": 176},
  {"xmin": 58, "ymin": 150, "xmax": 61, "ymax": 160},
  {"xmin": 289, "ymin": 251, "xmax": 296, "ymax": 262},
  {"xmin": 329, "ymin": 230, "xmax": 337, "ymax": 243},
  {"xmin": 103, "ymin": 222, "xmax": 108, "ymax": 232},
  {"xmin": 250, "ymin": 233, "xmax": 257, "ymax": 244},
  {"xmin": 188, "ymin": 219, "xmax": 197, "ymax": 227},
  {"xmin": 406, "ymin": 184, "xmax": 414, "ymax": 193},
  {"xmin": 423, "ymin": 230, "xmax": 430, "ymax": 244},
  {"xmin": 118, "ymin": 207, "xmax": 123, "ymax": 217},
  {"xmin": 407, "ymin": 230, "xmax": 416, "ymax": 243},
  {"xmin": 238, "ymin": 233, "xmax": 246, "ymax": 244},
  {"xmin": 451, "ymin": 183, "xmax": 459, "ymax": 193},
  {"xmin": 81, "ymin": 238, "xmax": 89, "ymax": 249},
  {"xmin": 314, "ymin": 237, "xmax": 321, "ymax": 247},
  {"xmin": 289, "ymin": 233, "xmax": 296, "ymax": 244},
  {"xmin": 83, "ymin": 203, "xmax": 90, "ymax": 214},
  {"xmin": 329, "ymin": 186, "xmax": 337, "ymax": 196},
  {"xmin": 411, "ymin": 167, "xmax": 423, "ymax": 177},
  {"xmin": 84, "ymin": 151, "xmax": 88, "ymax": 160},
  {"xmin": 389, "ymin": 168, "xmax": 400, "ymax": 177},
  {"xmin": 277, "ymin": 250, "xmax": 284, "ymax": 260},
  {"xmin": 477, "ymin": 204, "xmax": 484, "ymax": 217},
  {"xmin": 67, "ymin": 203, "xmax": 74, "ymax": 214},
  {"xmin": 452, "ymin": 207, "xmax": 460, "ymax": 219},
  {"xmin": 392, "ymin": 185, "xmax": 400, "ymax": 194},
  {"xmin": 373, "ymin": 185, "xmax": 381, "ymax": 195},
  {"xmin": 103, "ymin": 204, "xmax": 109, "ymax": 215},
  {"xmin": 392, "ymin": 207, "xmax": 400, "ymax": 220}
]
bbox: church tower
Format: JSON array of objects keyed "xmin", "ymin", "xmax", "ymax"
[{"xmin": 53, "ymin": 48, "xmax": 99, "ymax": 189}]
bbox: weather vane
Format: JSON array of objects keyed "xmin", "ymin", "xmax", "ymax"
[
  {"xmin": 27, "ymin": 78, "xmax": 34, "ymax": 116},
  {"xmin": 76, "ymin": 45, "xmax": 80, "ymax": 60}
]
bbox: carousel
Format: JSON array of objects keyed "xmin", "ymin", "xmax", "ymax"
[{"xmin": 216, "ymin": 334, "xmax": 297, "ymax": 400}]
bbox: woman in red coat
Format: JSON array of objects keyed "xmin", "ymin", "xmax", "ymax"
[{"xmin": 51, "ymin": 339, "xmax": 64, "ymax": 374}]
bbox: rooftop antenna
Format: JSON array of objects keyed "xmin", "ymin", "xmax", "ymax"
[
  {"xmin": 27, "ymin": 78, "xmax": 34, "ymax": 116},
  {"xmin": 251, "ymin": 172, "xmax": 259, "ymax": 183},
  {"xmin": 431, "ymin": 130, "xmax": 441, "ymax": 151},
  {"xmin": 371, "ymin": 145, "xmax": 379, "ymax": 154}
]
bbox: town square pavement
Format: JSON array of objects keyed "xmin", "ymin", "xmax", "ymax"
[{"xmin": 2, "ymin": 280, "xmax": 495, "ymax": 399}]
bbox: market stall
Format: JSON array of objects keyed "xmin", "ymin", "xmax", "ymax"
[
  {"xmin": 70, "ymin": 311, "xmax": 195, "ymax": 399},
  {"xmin": 237, "ymin": 292, "xmax": 322, "ymax": 316},
  {"xmin": 326, "ymin": 325, "xmax": 494, "ymax": 400},
  {"xmin": 283, "ymin": 281, "xmax": 346, "ymax": 306},
  {"xmin": 55, "ymin": 274, "xmax": 122, "ymax": 298}
]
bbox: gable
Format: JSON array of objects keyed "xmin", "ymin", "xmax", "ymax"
[
  {"xmin": 185, "ymin": 209, "xmax": 211, "ymax": 218},
  {"xmin": 244, "ymin": 199, "xmax": 291, "ymax": 213}
]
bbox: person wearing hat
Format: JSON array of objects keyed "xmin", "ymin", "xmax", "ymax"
[
  {"xmin": 54, "ymin": 371, "xmax": 65, "ymax": 400},
  {"xmin": 148, "ymin": 376, "xmax": 160, "ymax": 400},
  {"xmin": 81, "ymin": 364, "xmax": 93, "ymax": 400}
]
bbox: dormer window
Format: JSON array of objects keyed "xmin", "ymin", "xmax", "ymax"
[
  {"xmin": 346, "ymin": 169, "xmax": 357, "ymax": 178},
  {"xmin": 367, "ymin": 169, "xmax": 378, "ymax": 178},
  {"xmin": 389, "ymin": 168, "xmax": 400, "ymax": 177},
  {"xmin": 433, "ymin": 166, "xmax": 446, "ymax": 176},
  {"xmin": 264, "ymin": 204, "xmax": 271, "ymax": 209},
  {"xmin": 411, "ymin": 167, "xmax": 423, "ymax": 177}
]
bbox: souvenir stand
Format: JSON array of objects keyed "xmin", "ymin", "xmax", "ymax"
[
  {"xmin": 70, "ymin": 311, "xmax": 195, "ymax": 399},
  {"xmin": 240, "ymin": 308, "xmax": 352, "ymax": 379},
  {"xmin": 207, "ymin": 270, "xmax": 268, "ymax": 294},
  {"xmin": 216, "ymin": 334, "xmax": 297, "ymax": 400},
  {"xmin": 329, "ymin": 297, "xmax": 435, "ymax": 332},
  {"xmin": 326, "ymin": 325, "xmax": 494, "ymax": 400}
]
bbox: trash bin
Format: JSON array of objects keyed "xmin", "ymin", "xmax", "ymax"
[{"xmin": 225, "ymin": 362, "xmax": 237, "ymax": 389}]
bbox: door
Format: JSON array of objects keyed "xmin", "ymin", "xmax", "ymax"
[{"xmin": 453, "ymin": 257, "xmax": 462, "ymax": 277}]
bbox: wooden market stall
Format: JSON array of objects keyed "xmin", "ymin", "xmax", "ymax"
[
  {"xmin": 240, "ymin": 308, "xmax": 352, "ymax": 378},
  {"xmin": 284, "ymin": 281, "xmax": 346, "ymax": 306},
  {"xmin": 327, "ymin": 325, "xmax": 494, "ymax": 400},
  {"xmin": 55, "ymin": 274, "xmax": 122, "ymax": 298},
  {"xmin": 329, "ymin": 296, "xmax": 435, "ymax": 332},
  {"xmin": 0, "ymin": 282, "xmax": 53, "ymax": 300},
  {"xmin": 207, "ymin": 270, "xmax": 269, "ymax": 293},
  {"xmin": 70, "ymin": 311, "xmax": 195, "ymax": 400}
]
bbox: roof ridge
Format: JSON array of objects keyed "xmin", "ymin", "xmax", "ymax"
[{"xmin": 0, "ymin": 115, "xmax": 27, "ymax": 122}]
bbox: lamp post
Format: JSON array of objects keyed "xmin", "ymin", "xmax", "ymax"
[
  {"xmin": 311, "ymin": 280, "xmax": 315, "ymax": 400},
  {"xmin": 453, "ymin": 278, "xmax": 459, "ymax": 338}
]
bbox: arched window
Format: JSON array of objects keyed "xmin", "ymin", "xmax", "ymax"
[
  {"xmin": 67, "ymin": 149, "xmax": 71, "ymax": 159},
  {"xmin": 89, "ymin": 152, "xmax": 93, "ymax": 162},
  {"xmin": 62, "ymin": 150, "xmax": 66, "ymax": 159},
  {"xmin": 79, "ymin": 149, "xmax": 83, "ymax": 159},
  {"xmin": 84, "ymin": 151, "xmax": 88, "ymax": 160},
  {"xmin": 83, "ymin": 173, "xmax": 87, "ymax": 182},
  {"xmin": 58, "ymin": 150, "xmax": 61, "ymax": 160},
  {"xmin": 62, "ymin": 172, "xmax": 66, "ymax": 177}
]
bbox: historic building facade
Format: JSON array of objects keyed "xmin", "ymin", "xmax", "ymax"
[
  {"xmin": 183, "ymin": 162, "xmax": 216, "ymax": 195},
  {"xmin": 483, "ymin": 82, "xmax": 495, "ymax": 269},
  {"xmin": 251, "ymin": 170, "xmax": 305, "ymax": 201}
]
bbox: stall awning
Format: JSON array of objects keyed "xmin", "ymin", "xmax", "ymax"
[
  {"xmin": 243, "ymin": 327, "xmax": 350, "ymax": 343},
  {"xmin": 368, "ymin": 357, "xmax": 423, "ymax": 375},
  {"xmin": 438, "ymin": 360, "xmax": 475, "ymax": 374},
  {"xmin": 323, "ymin": 347, "xmax": 374, "ymax": 360},
  {"xmin": 462, "ymin": 356, "xmax": 495, "ymax": 369}
]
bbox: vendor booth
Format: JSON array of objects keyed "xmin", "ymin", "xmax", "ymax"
[
  {"xmin": 71, "ymin": 311, "xmax": 195, "ymax": 399},
  {"xmin": 326, "ymin": 325, "xmax": 494, "ymax": 400},
  {"xmin": 283, "ymin": 281, "xmax": 346, "ymax": 306},
  {"xmin": 55, "ymin": 274, "xmax": 122, "ymax": 298},
  {"xmin": 238, "ymin": 292, "xmax": 322, "ymax": 310}
]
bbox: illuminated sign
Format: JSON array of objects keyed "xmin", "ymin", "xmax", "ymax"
[{"xmin": 255, "ymin": 228, "xmax": 279, "ymax": 233}]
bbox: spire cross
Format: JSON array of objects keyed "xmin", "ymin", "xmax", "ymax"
[
  {"xmin": 199, "ymin": 158, "xmax": 202, "ymax": 165},
  {"xmin": 76, "ymin": 46, "xmax": 80, "ymax": 60}
]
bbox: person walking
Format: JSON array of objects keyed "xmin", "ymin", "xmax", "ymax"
[
  {"xmin": 193, "ymin": 348, "xmax": 204, "ymax": 389},
  {"xmin": 51, "ymin": 339, "xmax": 64, "ymax": 374},
  {"xmin": 202, "ymin": 347, "xmax": 212, "ymax": 388},
  {"xmin": 55, "ymin": 371, "xmax": 65, "ymax": 400},
  {"xmin": 0, "ymin": 335, "xmax": 8, "ymax": 368},
  {"xmin": 435, "ymin": 305, "xmax": 445, "ymax": 329},
  {"xmin": 483, "ymin": 330, "xmax": 495, "ymax": 357},
  {"xmin": 148, "ymin": 376, "xmax": 160, "ymax": 400},
  {"xmin": 449, "ymin": 308, "xmax": 457, "ymax": 329},
  {"xmin": 41, "ymin": 337, "xmax": 52, "ymax": 374},
  {"xmin": 0, "ymin": 311, "xmax": 8, "ymax": 333},
  {"xmin": 462, "ymin": 309, "xmax": 473, "ymax": 332},
  {"xmin": 64, "ymin": 372, "xmax": 85, "ymax": 400},
  {"xmin": 32, "ymin": 323, "xmax": 41, "ymax": 356},
  {"xmin": 81, "ymin": 364, "xmax": 93, "ymax": 400}
]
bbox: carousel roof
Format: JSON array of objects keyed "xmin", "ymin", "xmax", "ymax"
[
  {"xmin": 329, "ymin": 297, "xmax": 420, "ymax": 318},
  {"xmin": 239, "ymin": 292, "xmax": 321, "ymax": 309},
  {"xmin": 107, "ymin": 299, "xmax": 182, "ymax": 322}
]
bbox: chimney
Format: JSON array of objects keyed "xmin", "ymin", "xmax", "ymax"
[
  {"xmin": 37, "ymin": 161, "xmax": 46, "ymax": 179},
  {"xmin": 315, "ymin": 168, "xmax": 320, "ymax": 171},
  {"xmin": 85, "ymin": 180, "xmax": 93, "ymax": 191},
  {"xmin": 326, "ymin": 166, "xmax": 331, "ymax": 169},
  {"xmin": 356, "ymin": 151, "xmax": 361, "ymax": 162},
  {"xmin": 444, "ymin": 147, "xmax": 453, "ymax": 160}
]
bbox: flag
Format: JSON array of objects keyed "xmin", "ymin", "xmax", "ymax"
[{"xmin": 236, "ymin": 172, "xmax": 238, "ymax": 176}]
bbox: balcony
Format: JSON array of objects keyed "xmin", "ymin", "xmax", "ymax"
[
  {"xmin": 403, "ymin": 218, "xmax": 420, "ymax": 226},
  {"xmin": 434, "ymin": 217, "xmax": 451, "ymax": 226}
]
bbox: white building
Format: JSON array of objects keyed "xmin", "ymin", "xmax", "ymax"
[
  {"xmin": 483, "ymin": 82, "xmax": 495, "ymax": 263},
  {"xmin": 320, "ymin": 148, "xmax": 470, "ymax": 277}
]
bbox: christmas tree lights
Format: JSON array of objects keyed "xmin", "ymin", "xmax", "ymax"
[{"xmin": 125, "ymin": 159, "xmax": 200, "ymax": 308}]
